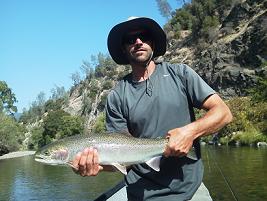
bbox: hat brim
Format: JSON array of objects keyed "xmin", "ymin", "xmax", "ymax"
[{"xmin": 107, "ymin": 17, "xmax": 166, "ymax": 65}]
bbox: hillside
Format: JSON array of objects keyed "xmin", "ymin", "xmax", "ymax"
[
  {"xmin": 64, "ymin": 0, "xmax": 266, "ymax": 129},
  {"xmin": 164, "ymin": 0, "xmax": 267, "ymax": 97}
]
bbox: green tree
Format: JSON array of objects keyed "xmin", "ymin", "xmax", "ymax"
[
  {"xmin": 81, "ymin": 60, "xmax": 95, "ymax": 81},
  {"xmin": 43, "ymin": 110, "xmax": 70, "ymax": 140},
  {"xmin": 71, "ymin": 71, "xmax": 81, "ymax": 86},
  {"xmin": 94, "ymin": 53, "xmax": 116, "ymax": 78},
  {"xmin": 50, "ymin": 85, "xmax": 67, "ymax": 100},
  {"xmin": 170, "ymin": 7, "xmax": 194, "ymax": 37},
  {"xmin": 0, "ymin": 81, "xmax": 17, "ymax": 114},
  {"xmin": 58, "ymin": 115, "xmax": 84, "ymax": 138},
  {"xmin": 44, "ymin": 98, "xmax": 66, "ymax": 112},
  {"xmin": 156, "ymin": 0, "xmax": 172, "ymax": 19},
  {"xmin": 0, "ymin": 112, "xmax": 25, "ymax": 154},
  {"xmin": 42, "ymin": 110, "xmax": 84, "ymax": 145},
  {"xmin": 27, "ymin": 126, "xmax": 44, "ymax": 149},
  {"xmin": 201, "ymin": 15, "xmax": 219, "ymax": 41},
  {"xmin": 176, "ymin": 0, "xmax": 190, "ymax": 6}
]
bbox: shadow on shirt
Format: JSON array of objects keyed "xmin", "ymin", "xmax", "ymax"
[{"xmin": 125, "ymin": 156, "xmax": 202, "ymax": 201}]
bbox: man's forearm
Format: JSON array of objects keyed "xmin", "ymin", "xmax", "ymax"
[{"xmin": 183, "ymin": 94, "xmax": 233, "ymax": 140}]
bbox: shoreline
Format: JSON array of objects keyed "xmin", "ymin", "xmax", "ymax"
[{"xmin": 0, "ymin": 151, "xmax": 36, "ymax": 160}]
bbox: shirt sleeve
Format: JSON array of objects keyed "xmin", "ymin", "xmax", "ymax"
[
  {"xmin": 177, "ymin": 64, "xmax": 216, "ymax": 109},
  {"xmin": 105, "ymin": 89, "xmax": 129, "ymax": 132}
]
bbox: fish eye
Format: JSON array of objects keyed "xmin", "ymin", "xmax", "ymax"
[{"xmin": 44, "ymin": 151, "xmax": 50, "ymax": 155}]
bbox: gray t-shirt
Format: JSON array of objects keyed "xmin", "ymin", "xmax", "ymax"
[{"xmin": 105, "ymin": 62, "xmax": 215, "ymax": 201}]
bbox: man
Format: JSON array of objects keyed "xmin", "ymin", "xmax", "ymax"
[{"xmin": 73, "ymin": 17, "xmax": 232, "ymax": 200}]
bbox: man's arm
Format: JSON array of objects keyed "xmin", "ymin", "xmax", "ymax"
[{"xmin": 164, "ymin": 94, "xmax": 232, "ymax": 157}]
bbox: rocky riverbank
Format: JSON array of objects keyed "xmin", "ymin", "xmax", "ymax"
[{"xmin": 0, "ymin": 151, "xmax": 35, "ymax": 160}]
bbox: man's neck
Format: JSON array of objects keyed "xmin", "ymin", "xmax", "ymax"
[{"xmin": 131, "ymin": 61, "xmax": 156, "ymax": 82}]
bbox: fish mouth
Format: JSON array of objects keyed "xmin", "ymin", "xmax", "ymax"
[
  {"xmin": 34, "ymin": 154, "xmax": 65, "ymax": 165},
  {"xmin": 35, "ymin": 154, "xmax": 52, "ymax": 164},
  {"xmin": 35, "ymin": 149, "xmax": 69, "ymax": 165}
]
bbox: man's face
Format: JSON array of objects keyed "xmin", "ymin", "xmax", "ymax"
[{"xmin": 122, "ymin": 29, "xmax": 153, "ymax": 65}]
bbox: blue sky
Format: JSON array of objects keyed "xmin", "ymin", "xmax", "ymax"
[{"xmin": 1, "ymin": 0, "xmax": 180, "ymax": 112}]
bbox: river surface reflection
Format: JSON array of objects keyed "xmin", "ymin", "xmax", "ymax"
[
  {"xmin": 0, "ymin": 146, "xmax": 266, "ymax": 200},
  {"xmin": 0, "ymin": 155, "xmax": 123, "ymax": 201},
  {"xmin": 202, "ymin": 146, "xmax": 267, "ymax": 201}
]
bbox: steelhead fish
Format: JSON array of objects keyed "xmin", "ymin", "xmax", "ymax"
[{"xmin": 35, "ymin": 132, "xmax": 197, "ymax": 174}]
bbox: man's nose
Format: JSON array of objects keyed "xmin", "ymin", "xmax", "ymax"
[{"xmin": 135, "ymin": 38, "xmax": 143, "ymax": 44}]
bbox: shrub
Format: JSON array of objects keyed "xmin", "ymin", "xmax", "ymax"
[
  {"xmin": 231, "ymin": 129, "xmax": 267, "ymax": 146},
  {"xmin": 219, "ymin": 97, "xmax": 267, "ymax": 145},
  {"xmin": 92, "ymin": 113, "xmax": 106, "ymax": 133}
]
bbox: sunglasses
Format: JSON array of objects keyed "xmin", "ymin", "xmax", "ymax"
[{"xmin": 123, "ymin": 32, "xmax": 151, "ymax": 45}]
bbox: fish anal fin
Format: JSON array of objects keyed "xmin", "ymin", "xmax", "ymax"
[
  {"xmin": 146, "ymin": 156, "xmax": 161, "ymax": 172},
  {"xmin": 112, "ymin": 163, "xmax": 127, "ymax": 175}
]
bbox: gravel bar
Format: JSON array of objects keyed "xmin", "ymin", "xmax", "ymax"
[{"xmin": 0, "ymin": 151, "xmax": 36, "ymax": 160}]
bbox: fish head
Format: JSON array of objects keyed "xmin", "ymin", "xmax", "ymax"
[{"xmin": 35, "ymin": 143, "xmax": 69, "ymax": 165}]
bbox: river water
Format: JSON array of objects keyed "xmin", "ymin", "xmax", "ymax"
[
  {"xmin": 0, "ymin": 146, "xmax": 266, "ymax": 201},
  {"xmin": 202, "ymin": 146, "xmax": 267, "ymax": 201}
]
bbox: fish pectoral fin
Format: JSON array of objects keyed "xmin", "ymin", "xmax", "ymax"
[
  {"xmin": 146, "ymin": 156, "xmax": 161, "ymax": 172},
  {"xmin": 66, "ymin": 161, "xmax": 78, "ymax": 170},
  {"xmin": 112, "ymin": 163, "xmax": 127, "ymax": 175}
]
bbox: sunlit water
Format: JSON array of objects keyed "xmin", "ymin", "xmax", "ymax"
[
  {"xmin": 0, "ymin": 146, "xmax": 266, "ymax": 201},
  {"xmin": 0, "ymin": 156, "xmax": 123, "ymax": 201}
]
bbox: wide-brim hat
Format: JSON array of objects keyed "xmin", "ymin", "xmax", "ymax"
[{"xmin": 107, "ymin": 17, "xmax": 166, "ymax": 65}]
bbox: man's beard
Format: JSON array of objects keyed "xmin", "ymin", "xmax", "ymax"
[{"xmin": 126, "ymin": 50, "xmax": 153, "ymax": 67}]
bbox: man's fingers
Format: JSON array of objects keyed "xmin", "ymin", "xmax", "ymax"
[
  {"xmin": 164, "ymin": 143, "xmax": 188, "ymax": 158},
  {"xmin": 71, "ymin": 147, "xmax": 102, "ymax": 177},
  {"xmin": 72, "ymin": 152, "xmax": 82, "ymax": 172},
  {"xmin": 85, "ymin": 148, "xmax": 94, "ymax": 175},
  {"xmin": 80, "ymin": 148, "xmax": 90, "ymax": 169},
  {"xmin": 92, "ymin": 149, "xmax": 100, "ymax": 175}
]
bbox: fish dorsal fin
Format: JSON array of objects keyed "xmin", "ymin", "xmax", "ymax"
[
  {"xmin": 112, "ymin": 163, "xmax": 127, "ymax": 175},
  {"xmin": 146, "ymin": 156, "xmax": 161, "ymax": 172}
]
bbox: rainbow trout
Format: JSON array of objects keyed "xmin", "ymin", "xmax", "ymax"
[{"xmin": 35, "ymin": 132, "xmax": 197, "ymax": 174}]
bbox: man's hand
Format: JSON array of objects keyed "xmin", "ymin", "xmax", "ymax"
[
  {"xmin": 164, "ymin": 127, "xmax": 194, "ymax": 158},
  {"xmin": 72, "ymin": 148, "xmax": 103, "ymax": 177}
]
